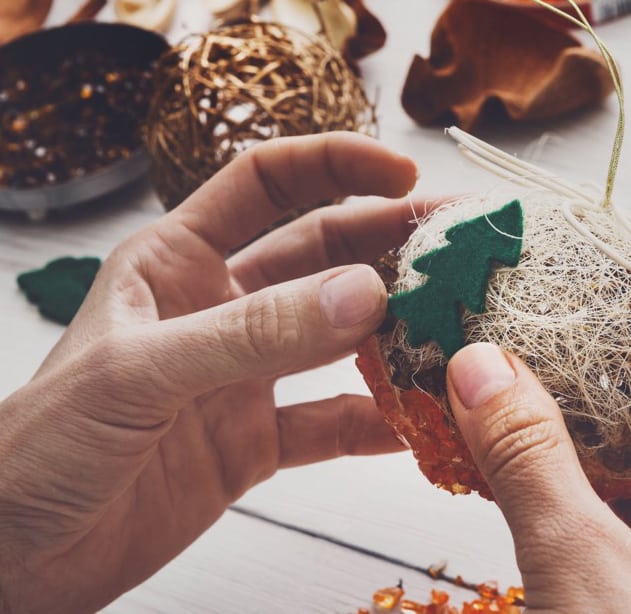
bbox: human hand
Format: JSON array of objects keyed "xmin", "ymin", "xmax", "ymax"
[
  {"xmin": 447, "ymin": 343, "xmax": 631, "ymax": 611},
  {"xmin": 0, "ymin": 133, "xmax": 418, "ymax": 613}
]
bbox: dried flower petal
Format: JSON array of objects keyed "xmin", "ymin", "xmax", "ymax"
[
  {"xmin": 268, "ymin": 0, "xmax": 385, "ymax": 64},
  {"xmin": 114, "ymin": 0, "xmax": 177, "ymax": 32},
  {"xmin": 342, "ymin": 0, "xmax": 386, "ymax": 63},
  {"xmin": 270, "ymin": 0, "xmax": 357, "ymax": 51},
  {"xmin": 0, "ymin": 0, "xmax": 52, "ymax": 44},
  {"xmin": 401, "ymin": 0, "xmax": 613, "ymax": 131},
  {"xmin": 207, "ymin": 0, "xmax": 256, "ymax": 22},
  {"xmin": 68, "ymin": 0, "xmax": 107, "ymax": 22}
]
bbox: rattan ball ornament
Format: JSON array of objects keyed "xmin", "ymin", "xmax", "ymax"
[{"xmin": 144, "ymin": 20, "xmax": 376, "ymax": 212}]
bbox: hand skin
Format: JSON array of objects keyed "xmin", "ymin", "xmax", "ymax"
[
  {"xmin": 447, "ymin": 343, "xmax": 631, "ymax": 612},
  {"xmin": 0, "ymin": 133, "xmax": 420, "ymax": 613}
]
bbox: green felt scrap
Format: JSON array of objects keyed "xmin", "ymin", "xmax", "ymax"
[
  {"xmin": 17, "ymin": 256, "xmax": 101, "ymax": 325},
  {"xmin": 388, "ymin": 200, "xmax": 523, "ymax": 358}
]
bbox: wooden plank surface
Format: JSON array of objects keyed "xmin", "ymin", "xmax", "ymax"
[{"xmin": 1, "ymin": 0, "xmax": 630, "ymax": 612}]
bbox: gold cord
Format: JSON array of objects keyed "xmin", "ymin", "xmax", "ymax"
[{"xmin": 529, "ymin": 0, "xmax": 624, "ymax": 210}]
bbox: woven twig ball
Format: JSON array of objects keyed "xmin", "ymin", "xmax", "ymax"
[{"xmin": 144, "ymin": 20, "xmax": 376, "ymax": 213}]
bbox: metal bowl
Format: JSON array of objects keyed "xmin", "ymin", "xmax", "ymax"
[{"xmin": 0, "ymin": 22, "xmax": 170, "ymax": 219}]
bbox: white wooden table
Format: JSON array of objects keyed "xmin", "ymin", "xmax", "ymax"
[{"xmin": 2, "ymin": 1, "xmax": 630, "ymax": 611}]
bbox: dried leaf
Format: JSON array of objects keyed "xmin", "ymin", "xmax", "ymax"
[
  {"xmin": 68, "ymin": 0, "xmax": 108, "ymax": 23},
  {"xmin": 0, "ymin": 0, "xmax": 52, "ymax": 44},
  {"xmin": 114, "ymin": 0, "xmax": 176, "ymax": 32},
  {"xmin": 401, "ymin": 0, "xmax": 614, "ymax": 131},
  {"xmin": 269, "ymin": 0, "xmax": 385, "ymax": 68},
  {"xmin": 270, "ymin": 0, "xmax": 356, "ymax": 52},
  {"xmin": 207, "ymin": 0, "xmax": 256, "ymax": 22},
  {"xmin": 342, "ymin": 0, "xmax": 386, "ymax": 62}
]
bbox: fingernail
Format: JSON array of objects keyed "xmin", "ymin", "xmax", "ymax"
[
  {"xmin": 449, "ymin": 343, "xmax": 515, "ymax": 409},
  {"xmin": 320, "ymin": 266, "xmax": 383, "ymax": 329}
]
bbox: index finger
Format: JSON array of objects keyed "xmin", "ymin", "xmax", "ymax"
[{"xmin": 166, "ymin": 132, "xmax": 418, "ymax": 253}]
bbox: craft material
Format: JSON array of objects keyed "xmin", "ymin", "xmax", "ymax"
[
  {"xmin": 144, "ymin": 20, "xmax": 375, "ymax": 212},
  {"xmin": 231, "ymin": 505, "xmax": 526, "ymax": 613},
  {"xmin": 0, "ymin": 22, "xmax": 169, "ymax": 216},
  {"xmin": 357, "ymin": 1, "xmax": 630, "ymax": 506},
  {"xmin": 206, "ymin": 0, "xmax": 253, "ymax": 22},
  {"xmin": 0, "ymin": 0, "xmax": 52, "ymax": 45},
  {"xmin": 114, "ymin": 0, "xmax": 177, "ymax": 33},
  {"xmin": 401, "ymin": 0, "xmax": 613, "ymax": 131},
  {"xmin": 67, "ymin": 0, "xmax": 107, "ymax": 22},
  {"xmin": 270, "ymin": 0, "xmax": 358, "ymax": 52},
  {"xmin": 342, "ymin": 0, "xmax": 387, "ymax": 65},
  {"xmin": 17, "ymin": 256, "xmax": 101, "ymax": 325},
  {"xmin": 484, "ymin": 0, "xmax": 631, "ymax": 23},
  {"xmin": 0, "ymin": 0, "xmax": 108, "ymax": 44},
  {"xmin": 388, "ymin": 201, "xmax": 523, "ymax": 358},
  {"xmin": 361, "ymin": 581, "xmax": 525, "ymax": 613},
  {"xmin": 207, "ymin": 0, "xmax": 386, "ymax": 65}
]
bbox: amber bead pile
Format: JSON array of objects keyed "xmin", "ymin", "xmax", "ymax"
[
  {"xmin": 0, "ymin": 50, "xmax": 155, "ymax": 189},
  {"xmin": 359, "ymin": 584, "xmax": 525, "ymax": 613}
]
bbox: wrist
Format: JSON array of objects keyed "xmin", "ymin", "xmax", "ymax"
[{"xmin": 518, "ymin": 506, "xmax": 631, "ymax": 611}]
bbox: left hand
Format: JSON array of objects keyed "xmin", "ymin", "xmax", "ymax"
[{"xmin": 0, "ymin": 132, "xmax": 418, "ymax": 613}]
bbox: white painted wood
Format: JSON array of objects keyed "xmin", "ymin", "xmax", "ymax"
[{"xmin": 1, "ymin": 0, "xmax": 629, "ymax": 611}]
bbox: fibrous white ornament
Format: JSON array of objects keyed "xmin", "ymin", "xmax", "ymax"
[{"xmin": 390, "ymin": 188, "xmax": 631, "ymax": 470}]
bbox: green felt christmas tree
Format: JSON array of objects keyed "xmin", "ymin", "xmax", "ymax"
[
  {"xmin": 388, "ymin": 200, "xmax": 523, "ymax": 358},
  {"xmin": 17, "ymin": 256, "xmax": 101, "ymax": 325}
]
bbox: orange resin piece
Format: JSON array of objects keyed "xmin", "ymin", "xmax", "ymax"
[
  {"xmin": 373, "ymin": 586, "xmax": 405, "ymax": 609},
  {"xmin": 356, "ymin": 336, "xmax": 493, "ymax": 500},
  {"xmin": 356, "ymin": 334, "xmax": 631, "ymax": 505},
  {"xmin": 366, "ymin": 583, "xmax": 524, "ymax": 613}
]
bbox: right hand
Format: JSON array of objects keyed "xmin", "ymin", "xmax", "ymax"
[{"xmin": 447, "ymin": 342, "xmax": 631, "ymax": 611}]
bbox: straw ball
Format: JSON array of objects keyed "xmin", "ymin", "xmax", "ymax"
[{"xmin": 369, "ymin": 190, "xmax": 631, "ymax": 502}]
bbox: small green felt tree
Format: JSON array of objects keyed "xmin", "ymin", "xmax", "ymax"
[
  {"xmin": 388, "ymin": 200, "xmax": 523, "ymax": 358},
  {"xmin": 17, "ymin": 256, "xmax": 101, "ymax": 325}
]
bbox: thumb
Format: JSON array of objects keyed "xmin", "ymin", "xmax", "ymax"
[
  {"xmin": 446, "ymin": 343, "xmax": 631, "ymax": 609},
  {"xmin": 446, "ymin": 342, "xmax": 602, "ymax": 549}
]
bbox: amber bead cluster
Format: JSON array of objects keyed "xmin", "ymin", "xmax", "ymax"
[{"xmin": 0, "ymin": 50, "xmax": 155, "ymax": 189}]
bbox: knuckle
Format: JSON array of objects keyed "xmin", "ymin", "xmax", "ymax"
[
  {"xmin": 249, "ymin": 144, "xmax": 296, "ymax": 212},
  {"xmin": 322, "ymin": 136, "xmax": 349, "ymax": 195},
  {"xmin": 335, "ymin": 394, "xmax": 363, "ymax": 456},
  {"xmin": 478, "ymin": 397, "xmax": 560, "ymax": 484},
  {"xmin": 240, "ymin": 291, "xmax": 303, "ymax": 361}
]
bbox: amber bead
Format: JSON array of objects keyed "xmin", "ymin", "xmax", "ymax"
[{"xmin": 373, "ymin": 586, "xmax": 404, "ymax": 609}]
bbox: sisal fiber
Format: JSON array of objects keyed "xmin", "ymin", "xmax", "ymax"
[{"xmin": 386, "ymin": 188, "xmax": 631, "ymax": 472}]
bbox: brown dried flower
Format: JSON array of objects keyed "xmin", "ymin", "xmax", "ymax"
[
  {"xmin": 0, "ymin": 0, "xmax": 52, "ymax": 44},
  {"xmin": 401, "ymin": 0, "xmax": 614, "ymax": 131},
  {"xmin": 208, "ymin": 0, "xmax": 385, "ymax": 65}
]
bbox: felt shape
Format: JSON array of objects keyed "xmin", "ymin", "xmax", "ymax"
[
  {"xmin": 401, "ymin": 0, "xmax": 614, "ymax": 131},
  {"xmin": 388, "ymin": 200, "xmax": 523, "ymax": 357},
  {"xmin": 17, "ymin": 256, "xmax": 101, "ymax": 325}
]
